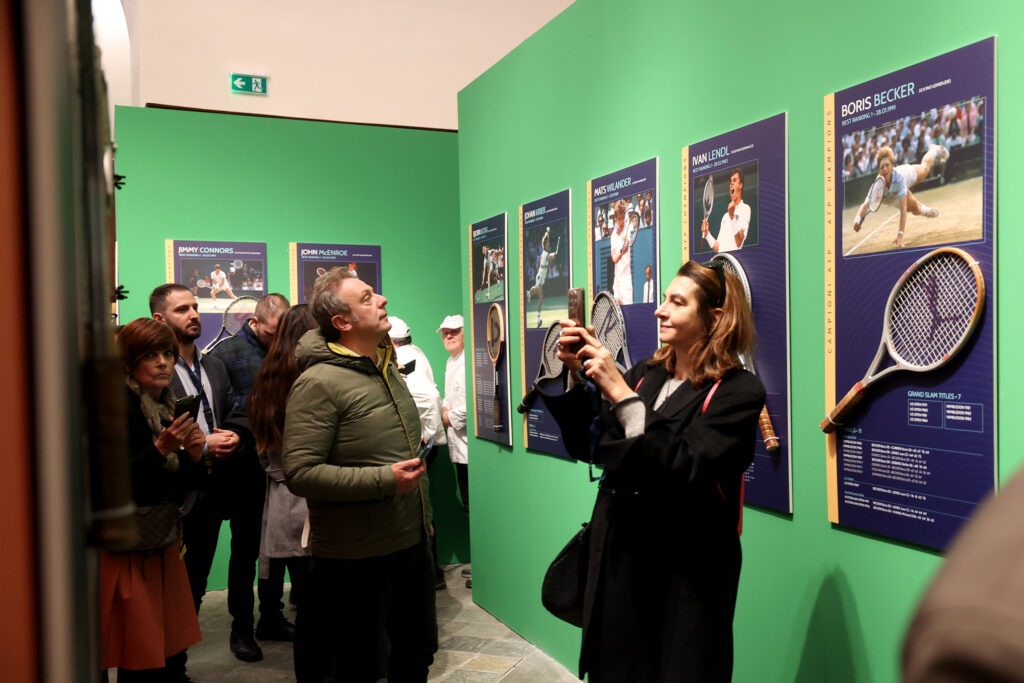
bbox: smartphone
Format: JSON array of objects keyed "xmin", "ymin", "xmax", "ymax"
[
  {"xmin": 566, "ymin": 287, "xmax": 586, "ymax": 353},
  {"xmin": 416, "ymin": 436, "xmax": 435, "ymax": 461},
  {"xmin": 173, "ymin": 394, "xmax": 201, "ymax": 421}
]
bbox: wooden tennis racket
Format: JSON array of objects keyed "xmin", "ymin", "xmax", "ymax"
[
  {"xmin": 486, "ymin": 303, "xmax": 505, "ymax": 431},
  {"xmin": 821, "ymin": 247, "xmax": 986, "ymax": 433},
  {"xmin": 203, "ymin": 295, "xmax": 258, "ymax": 353},
  {"xmin": 517, "ymin": 322, "xmax": 564, "ymax": 414},
  {"xmin": 590, "ymin": 291, "xmax": 632, "ymax": 372},
  {"xmin": 711, "ymin": 254, "xmax": 779, "ymax": 452}
]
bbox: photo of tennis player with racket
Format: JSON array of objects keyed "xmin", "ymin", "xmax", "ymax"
[
  {"xmin": 851, "ymin": 143, "xmax": 948, "ymax": 248},
  {"xmin": 525, "ymin": 224, "xmax": 566, "ymax": 328},
  {"xmin": 841, "ymin": 97, "xmax": 984, "ymax": 256},
  {"xmin": 702, "ymin": 168, "xmax": 750, "ymax": 253}
]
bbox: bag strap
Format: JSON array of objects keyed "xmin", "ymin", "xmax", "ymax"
[
  {"xmin": 701, "ymin": 378, "xmax": 722, "ymax": 414},
  {"xmin": 704, "ymin": 378, "xmax": 745, "ymax": 536}
]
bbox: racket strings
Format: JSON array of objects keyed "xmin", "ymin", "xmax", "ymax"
[
  {"xmin": 591, "ymin": 300, "xmax": 627, "ymax": 365},
  {"xmin": 540, "ymin": 326, "xmax": 564, "ymax": 377},
  {"xmin": 703, "ymin": 179, "xmax": 714, "ymax": 214},
  {"xmin": 487, "ymin": 315, "xmax": 502, "ymax": 359},
  {"xmin": 223, "ymin": 299, "xmax": 257, "ymax": 335},
  {"xmin": 868, "ymin": 177, "xmax": 885, "ymax": 210},
  {"xmin": 890, "ymin": 256, "xmax": 979, "ymax": 366}
]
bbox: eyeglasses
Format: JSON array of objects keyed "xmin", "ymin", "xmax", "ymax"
[{"xmin": 700, "ymin": 260, "xmax": 727, "ymax": 308}]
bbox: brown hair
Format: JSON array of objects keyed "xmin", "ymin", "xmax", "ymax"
[
  {"xmin": 248, "ymin": 305, "xmax": 317, "ymax": 454},
  {"xmin": 118, "ymin": 318, "xmax": 178, "ymax": 371},
  {"xmin": 149, "ymin": 283, "xmax": 191, "ymax": 314},
  {"xmin": 309, "ymin": 269, "xmax": 355, "ymax": 342},
  {"xmin": 649, "ymin": 261, "xmax": 755, "ymax": 387},
  {"xmin": 255, "ymin": 292, "xmax": 289, "ymax": 321}
]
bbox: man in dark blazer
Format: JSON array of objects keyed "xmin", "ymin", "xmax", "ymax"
[{"xmin": 149, "ymin": 284, "xmax": 254, "ymax": 668}]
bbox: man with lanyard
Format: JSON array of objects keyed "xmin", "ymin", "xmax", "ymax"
[
  {"xmin": 150, "ymin": 284, "xmax": 248, "ymax": 672},
  {"xmin": 207, "ymin": 292, "xmax": 292, "ymax": 661}
]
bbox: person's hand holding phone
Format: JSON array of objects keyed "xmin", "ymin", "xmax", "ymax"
[
  {"xmin": 392, "ymin": 457, "xmax": 426, "ymax": 493},
  {"xmin": 155, "ymin": 412, "xmax": 196, "ymax": 457}
]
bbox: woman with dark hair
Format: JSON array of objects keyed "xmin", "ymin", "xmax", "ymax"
[
  {"xmin": 552, "ymin": 260, "xmax": 765, "ymax": 682},
  {"xmin": 101, "ymin": 318, "xmax": 206, "ymax": 681},
  {"xmin": 247, "ymin": 305, "xmax": 317, "ymax": 648}
]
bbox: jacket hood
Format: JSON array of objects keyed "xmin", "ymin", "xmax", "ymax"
[{"xmin": 295, "ymin": 328, "xmax": 396, "ymax": 374}]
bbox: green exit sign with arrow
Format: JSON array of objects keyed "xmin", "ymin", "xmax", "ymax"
[{"xmin": 230, "ymin": 73, "xmax": 268, "ymax": 95}]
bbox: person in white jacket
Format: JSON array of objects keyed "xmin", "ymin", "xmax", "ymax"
[{"xmin": 437, "ymin": 314, "xmax": 472, "ymax": 587}]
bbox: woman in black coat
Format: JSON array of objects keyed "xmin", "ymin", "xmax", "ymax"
[{"xmin": 554, "ymin": 260, "xmax": 765, "ymax": 682}]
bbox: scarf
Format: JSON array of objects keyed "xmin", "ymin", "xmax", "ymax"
[{"xmin": 126, "ymin": 374, "xmax": 180, "ymax": 471}]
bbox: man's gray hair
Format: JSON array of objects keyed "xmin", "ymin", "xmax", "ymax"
[{"xmin": 310, "ymin": 269, "xmax": 355, "ymax": 342}]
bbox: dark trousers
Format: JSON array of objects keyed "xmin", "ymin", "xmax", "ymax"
[
  {"xmin": 294, "ymin": 537, "xmax": 438, "ymax": 683},
  {"xmin": 182, "ymin": 457, "xmax": 285, "ymax": 631},
  {"xmin": 454, "ymin": 462, "xmax": 469, "ymax": 513}
]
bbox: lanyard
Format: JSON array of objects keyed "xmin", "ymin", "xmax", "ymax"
[{"xmin": 179, "ymin": 355, "xmax": 215, "ymax": 430}]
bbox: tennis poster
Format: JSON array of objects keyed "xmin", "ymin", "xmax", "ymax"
[
  {"xmin": 824, "ymin": 37, "xmax": 995, "ymax": 550},
  {"xmin": 588, "ymin": 158, "xmax": 660, "ymax": 365},
  {"xmin": 519, "ymin": 190, "xmax": 572, "ymax": 459},
  {"xmin": 683, "ymin": 112, "xmax": 791, "ymax": 514},
  {"xmin": 470, "ymin": 213, "xmax": 512, "ymax": 446},
  {"xmin": 165, "ymin": 239, "xmax": 267, "ymax": 350},
  {"xmin": 289, "ymin": 243, "xmax": 382, "ymax": 304}
]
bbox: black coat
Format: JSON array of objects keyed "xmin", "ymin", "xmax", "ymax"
[
  {"xmin": 124, "ymin": 387, "xmax": 205, "ymax": 506},
  {"xmin": 554, "ymin": 362, "xmax": 764, "ymax": 682},
  {"xmin": 169, "ymin": 350, "xmax": 251, "ymax": 501}
]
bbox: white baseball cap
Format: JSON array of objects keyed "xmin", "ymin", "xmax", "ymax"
[
  {"xmin": 436, "ymin": 314, "xmax": 464, "ymax": 333},
  {"xmin": 389, "ymin": 316, "xmax": 411, "ymax": 339}
]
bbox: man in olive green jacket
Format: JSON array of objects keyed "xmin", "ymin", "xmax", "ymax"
[{"xmin": 283, "ymin": 269, "xmax": 436, "ymax": 683}]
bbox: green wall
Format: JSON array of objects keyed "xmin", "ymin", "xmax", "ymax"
[
  {"xmin": 114, "ymin": 106, "xmax": 469, "ymax": 586},
  {"xmin": 457, "ymin": 1, "xmax": 1021, "ymax": 681}
]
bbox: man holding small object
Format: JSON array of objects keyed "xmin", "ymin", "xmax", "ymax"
[
  {"xmin": 208, "ymin": 292, "xmax": 294, "ymax": 660},
  {"xmin": 283, "ymin": 269, "xmax": 436, "ymax": 682},
  {"xmin": 702, "ymin": 168, "xmax": 750, "ymax": 253}
]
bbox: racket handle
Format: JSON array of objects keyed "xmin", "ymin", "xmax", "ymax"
[
  {"xmin": 517, "ymin": 386, "xmax": 540, "ymax": 414},
  {"xmin": 820, "ymin": 382, "xmax": 866, "ymax": 433},
  {"xmin": 493, "ymin": 394, "xmax": 503, "ymax": 432},
  {"xmin": 758, "ymin": 405, "xmax": 779, "ymax": 452}
]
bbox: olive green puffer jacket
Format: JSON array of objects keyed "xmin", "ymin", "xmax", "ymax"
[{"xmin": 283, "ymin": 329, "xmax": 430, "ymax": 559}]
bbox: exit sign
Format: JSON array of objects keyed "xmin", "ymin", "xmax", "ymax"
[{"xmin": 230, "ymin": 73, "xmax": 268, "ymax": 95}]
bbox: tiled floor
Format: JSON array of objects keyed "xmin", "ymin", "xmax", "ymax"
[{"xmin": 178, "ymin": 564, "xmax": 579, "ymax": 682}]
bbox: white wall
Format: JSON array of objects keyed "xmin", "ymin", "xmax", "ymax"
[{"xmin": 108, "ymin": 0, "xmax": 573, "ymax": 130}]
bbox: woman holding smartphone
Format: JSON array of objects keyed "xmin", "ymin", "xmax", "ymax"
[
  {"xmin": 552, "ymin": 261, "xmax": 765, "ymax": 682},
  {"xmin": 101, "ymin": 318, "xmax": 206, "ymax": 681}
]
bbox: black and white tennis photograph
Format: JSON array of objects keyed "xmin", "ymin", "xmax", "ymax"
[{"xmin": 825, "ymin": 38, "xmax": 995, "ymax": 550}]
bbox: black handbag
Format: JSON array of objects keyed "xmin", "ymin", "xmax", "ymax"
[
  {"xmin": 115, "ymin": 503, "xmax": 182, "ymax": 554},
  {"xmin": 541, "ymin": 522, "xmax": 590, "ymax": 627}
]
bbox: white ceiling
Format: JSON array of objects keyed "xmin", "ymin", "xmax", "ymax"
[{"xmin": 93, "ymin": 0, "xmax": 575, "ymax": 131}]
